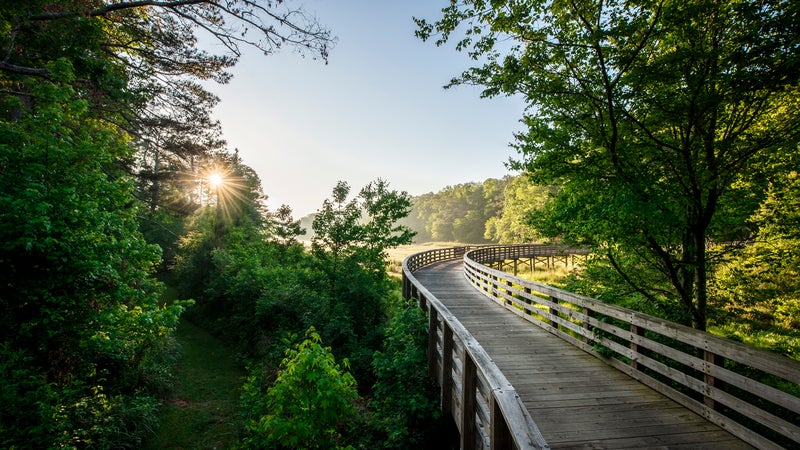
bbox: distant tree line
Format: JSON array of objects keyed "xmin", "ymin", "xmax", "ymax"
[
  {"xmin": 402, "ymin": 175, "xmax": 554, "ymax": 244},
  {"xmin": 299, "ymin": 175, "xmax": 552, "ymax": 245}
]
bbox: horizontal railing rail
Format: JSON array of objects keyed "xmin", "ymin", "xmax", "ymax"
[
  {"xmin": 463, "ymin": 244, "xmax": 589, "ymax": 264},
  {"xmin": 403, "ymin": 247, "xmax": 549, "ymax": 450},
  {"xmin": 465, "ymin": 244, "xmax": 800, "ymax": 450}
]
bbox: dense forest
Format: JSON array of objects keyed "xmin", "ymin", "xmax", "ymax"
[
  {"xmin": 0, "ymin": 2, "xmax": 443, "ymax": 448},
  {"xmin": 2, "ymin": 0, "xmax": 800, "ymax": 449}
]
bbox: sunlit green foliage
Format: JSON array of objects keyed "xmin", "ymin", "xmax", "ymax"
[
  {"xmin": 311, "ymin": 179, "xmax": 415, "ymax": 380},
  {"xmin": 408, "ymin": 177, "xmax": 511, "ymax": 243},
  {"xmin": 485, "ymin": 175, "xmax": 551, "ymax": 243},
  {"xmin": 239, "ymin": 329, "xmax": 359, "ymax": 450},
  {"xmin": 709, "ymin": 170, "xmax": 800, "ymax": 356}
]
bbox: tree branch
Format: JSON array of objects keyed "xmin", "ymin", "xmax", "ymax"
[
  {"xmin": 28, "ymin": 1, "xmax": 208, "ymax": 21},
  {"xmin": 0, "ymin": 61, "xmax": 50, "ymax": 78}
]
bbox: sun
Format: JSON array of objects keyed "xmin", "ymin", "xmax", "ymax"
[{"xmin": 208, "ymin": 172, "xmax": 225, "ymax": 189}]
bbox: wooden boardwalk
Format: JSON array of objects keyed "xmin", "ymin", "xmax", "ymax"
[{"xmin": 414, "ymin": 259, "xmax": 754, "ymax": 449}]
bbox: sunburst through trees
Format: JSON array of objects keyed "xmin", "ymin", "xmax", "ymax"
[{"xmin": 198, "ymin": 163, "xmax": 252, "ymax": 226}]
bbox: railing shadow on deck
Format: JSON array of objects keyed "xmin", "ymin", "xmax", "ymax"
[
  {"xmin": 464, "ymin": 245, "xmax": 800, "ymax": 450},
  {"xmin": 402, "ymin": 246, "xmax": 549, "ymax": 450}
]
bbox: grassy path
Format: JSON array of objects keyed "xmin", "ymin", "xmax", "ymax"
[{"xmin": 144, "ymin": 320, "xmax": 244, "ymax": 449}]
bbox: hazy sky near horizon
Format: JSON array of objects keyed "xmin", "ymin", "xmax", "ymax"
[{"xmin": 206, "ymin": 1, "xmax": 527, "ymax": 217}]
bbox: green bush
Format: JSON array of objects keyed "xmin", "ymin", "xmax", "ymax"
[
  {"xmin": 0, "ymin": 345, "xmax": 158, "ymax": 449},
  {"xmin": 238, "ymin": 328, "xmax": 359, "ymax": 450}
]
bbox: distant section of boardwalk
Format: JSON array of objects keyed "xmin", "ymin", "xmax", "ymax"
[{"xmin": 414, "ymin": 259, "xmax": 753, "ymax": 449}]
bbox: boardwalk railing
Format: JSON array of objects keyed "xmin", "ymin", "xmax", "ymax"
[
  {"xmin": 465, "ymin": 244, "xmax": 800, "ymax": 450},
  {"xmin": 464, "ymin": 244, "xmax": 588, "ymax": 275},
  {"xmin": 402, "ymin": 247, "xmax": 549, "ymax": 450}
]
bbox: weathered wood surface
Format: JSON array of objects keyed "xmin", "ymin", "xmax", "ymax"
[{"xmin": 415, "ymin": 259, "xmax": 754, "ymax": 450}]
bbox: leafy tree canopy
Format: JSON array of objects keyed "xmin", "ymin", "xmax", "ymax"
[
  {"xmin": 1, "ymin": 0, "xmax": 334, "ymax": 216},
  {"xmin": 484, "ymin": 175, "xmax": 550, "ymax": 243},
  {"xmin": 417, "ymin": 0, "xmax": 800, "ymax": 330},
  {"xmin": 0, "ymin": 60, "xmax": 187, "ymax": 448},
  {"xmin": 409, "ymin": 177, "xmax": 511, "ymax": 243}
]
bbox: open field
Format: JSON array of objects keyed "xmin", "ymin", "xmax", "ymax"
[{"xmin": 386, "ymin": 242, "xmax": 477, "ymax": 277}]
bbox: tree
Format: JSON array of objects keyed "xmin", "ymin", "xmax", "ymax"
[
  {"xmin": 0, "ymin": 62, "xmax": 186, "ymax": 448},
  {"xmin": 239, "ymin": 328, "xmax": 359, "ymax": 450},
  {"xmin": 417, "ymin": 0, "xmax": 800, "ymax": 330},
  {"xmin": 2, "ymin": 0, "xmax": 334, "ymax": 215},
  {"xmin": 171, "ymin": 152, "xmax": 271, "ymax": 333},
  {"xmin": 712, "ymin": 170, "xmax": 800, "ymax": 334},
  {"xmin": 311, "ymin": 179, "xmax": 414, "ymax": 380},
  {"xmin": 410, "ymin": 178, "xmax": 509, "ymax": 243},
  {"xmin": 371, "ymin": 299, "xmax": 440, "ymax": 448},
  {"xmin": 270, "ymin": 204, "xmax": 306, "ymax": 246},
  {"xmin": 484, "ymin": 175, "xmax": 549, "ymax": 243},
  {"xmin": 312, "ymin": 179, "xmax": 415, "ymax": 288}
]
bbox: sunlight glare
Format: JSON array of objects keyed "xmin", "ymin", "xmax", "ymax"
[{"xmin": 208, "ymin": 172, "xmax": 224, "ymax": 189}]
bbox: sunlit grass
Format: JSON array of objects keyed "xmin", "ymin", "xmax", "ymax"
[
  {"xmin": 386, "ymin": 241, "xmax": 474, "ymax": 277},
  {"xmin": 385, "ymin": 242, "xmax": 585, "ymax": 284},
  {"xmin": 709, "ymin": 322, "xmax": 800, "ymax": 362},
  {"xmin": 508, "ymin": 258, "xmax": 580, "ymax": 287}
]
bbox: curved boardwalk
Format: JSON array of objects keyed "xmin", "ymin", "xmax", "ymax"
[{"xmin": 414, "ymin": 259, "xmax": 753, "ymax": 449}]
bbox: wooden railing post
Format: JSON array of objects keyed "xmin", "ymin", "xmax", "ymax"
[
  {"xmin": 583, "ymin": 307, "xmax": 591, "ymax": 344},
  {"xmin": 490, "ymin": 392, "xmax": 511, "ymax": 449},
  {"xmin": 630, "ymin": 324, "xmax": 645, "ymax": 371},
  {"xmin": 461, "ymin": 348, "xmax": 477, "ymax": 450},
  {"xmin": 441, "ymin": 325, "xmax": 454, "ymax": 415},
  {"xmin": 524, "ymin": 287, "xmax": 533, "ymax": 316},
  {"xmin": 549, "ymin": 296, "xmax": 559, "ymax": 331},
  {"xmin": 703, "ymin": 350, "xmax": 724, "ymax": 412},
  {"xmin": 428, "ymin": 307, "xmax": 439, "ymax": 378}
]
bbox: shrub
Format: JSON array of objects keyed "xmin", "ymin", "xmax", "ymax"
[{"xmin": 239, "ymin": 328, "xmax": 359, "ymax": 449}]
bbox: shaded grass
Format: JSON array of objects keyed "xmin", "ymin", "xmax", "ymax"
[{"xmin": 143, "ymin": 320, "xmax": 244, "ymax": 450}]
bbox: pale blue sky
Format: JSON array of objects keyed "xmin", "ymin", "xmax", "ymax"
[{"xmin": 207, "ymin": 1, "xmax": 527, "ymax": 217}]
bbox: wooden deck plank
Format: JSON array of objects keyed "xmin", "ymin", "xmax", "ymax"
[{"xmin": 413, "ymin": 260, "xmax": 754, "ymax": 449}]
